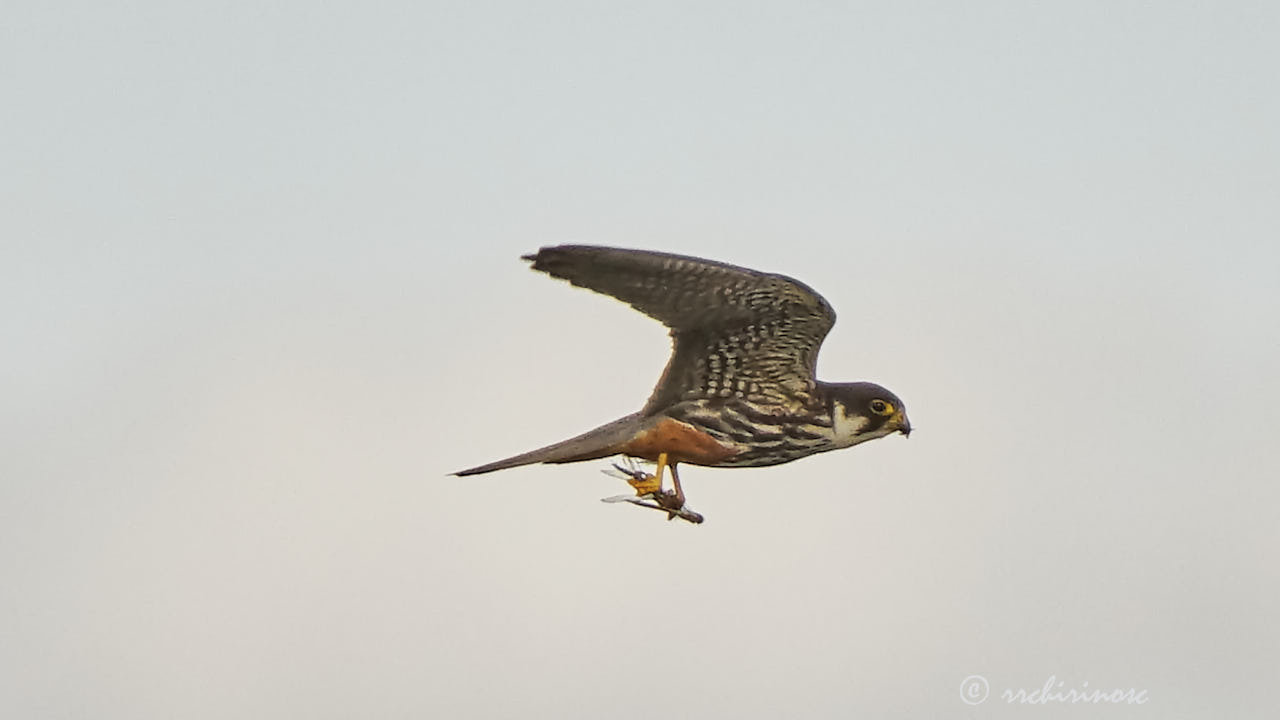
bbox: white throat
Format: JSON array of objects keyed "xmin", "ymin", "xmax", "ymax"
[{"xmin": 831, "ymin": 400, "xmax": 892, "ymax": 448}]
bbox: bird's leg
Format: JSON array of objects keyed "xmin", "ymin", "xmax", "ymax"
[
  {"xmin": 624, "ymin": 452, "xmax": 667, "ymax": 497},
  {"xmin": 669, "ymin": 464, "xmax": 685, "ymax": 507},
  {"xmin": 651, "ymin": 462, "xmax": 688, "ymax": 520}
]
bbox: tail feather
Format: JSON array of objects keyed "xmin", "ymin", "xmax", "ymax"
[{"xmin": 453, "ymin": 413, "xmax": 649, "ymax": 476}]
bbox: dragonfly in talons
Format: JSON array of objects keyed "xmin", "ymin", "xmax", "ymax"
[{"xmin": 601, "ymin": 454, "xmax": 705, "ymax": 524}]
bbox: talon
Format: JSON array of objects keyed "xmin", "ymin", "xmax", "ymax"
[
  {"xmin": 626, "ymin": 473, "xmax": 662, "ymax": 496},
  {"xmin": 610, "ymin": 455, "xmax": 667, "ymax": 497},
  {"xmin": 652, "ymin": 489, "xmax": 685, "ymax": 512},
  {"xmin": 604, "ymin": 464, "xmax": 661, "ymax": 495}
]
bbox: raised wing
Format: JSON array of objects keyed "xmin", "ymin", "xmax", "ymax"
[{"xmin": 524, "ymin": 245, "xmax": 836, "ymax": 413}]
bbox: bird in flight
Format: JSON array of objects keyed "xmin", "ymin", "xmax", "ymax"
[{"xmin": 455, "ymin": 246, "xmax": 910, "ymax": 523}]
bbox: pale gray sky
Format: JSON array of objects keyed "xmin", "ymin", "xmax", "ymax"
[{"xmin": 3, "ymin": 2, "xmax": 1278, "ymax": 718}]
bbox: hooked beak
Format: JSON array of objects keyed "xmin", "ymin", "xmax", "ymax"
[{"xmin": 891, "ymin": 409, "xmax": 912, "ymax": 438}]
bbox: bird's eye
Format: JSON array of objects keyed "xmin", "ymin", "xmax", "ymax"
[{"xmin": 869, "ymin": 399, "xmax": 893, "ymax": 415}]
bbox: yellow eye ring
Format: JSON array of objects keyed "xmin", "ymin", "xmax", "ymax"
[{"xmin": 869, "ymin": 399, "xmax": 894, "ymax": 415}]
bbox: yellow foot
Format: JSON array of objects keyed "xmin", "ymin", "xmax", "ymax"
[
  {"xmin": 606, "ymin": 458, "xmax": 659, "ymax": 495},
  {"xmin": 626, "ymin": 472, "xmax": 662, "ymax": 496},
  {"xmin": 610, "ymin": 455, "xmax": 668, "ymax": 497}
]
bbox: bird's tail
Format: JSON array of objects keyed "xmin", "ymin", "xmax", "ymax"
[{"xmin": 452, "ymin": 413, "xmax": 649, "ymax": 476}]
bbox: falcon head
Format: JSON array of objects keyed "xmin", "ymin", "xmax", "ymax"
[{"xmin": 825, "ymin": 381, "xmax": 911, "ymax": 448}]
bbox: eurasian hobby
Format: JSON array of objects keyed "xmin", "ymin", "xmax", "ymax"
[{"xmin": 455, "ymin": 245, "xmax": 911, "ymax": 523}]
